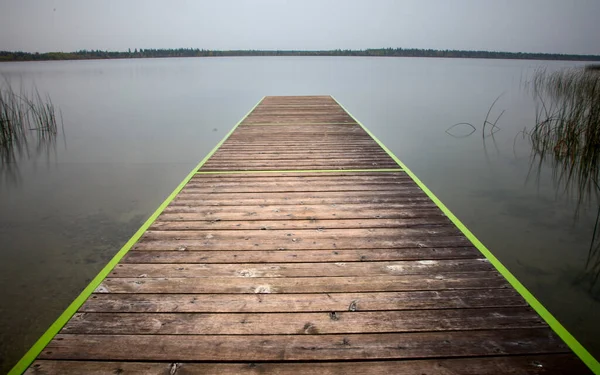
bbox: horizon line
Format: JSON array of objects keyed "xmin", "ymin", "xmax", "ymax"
[{"xmin": 2, "ymin": 47, "xmax": 600, "ymax": 57}]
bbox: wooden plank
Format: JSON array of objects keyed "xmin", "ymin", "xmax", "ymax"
[
  {"xmin": 223, "ymin": 139, "xmax": 370, "ymax": 143},
  {"xmin": 217, "ymin": 143, "xmax": 383, "ymax": 148},
  {"xmin": 26, "ymin": 355, "xmax": 593, "ymax": 375},
  {"xmin": 109, "ymin": 259, "xmax": 492, "ymax": 278},
  {"xmin": 184, "ymin": 174, "xmax": 413, "ymax": 181},
  {"xmin": 207, "ymin": 154, "xmax": 393, "ymax": 161},
  {"xmin": 189, "ymin": 174, "xmax": 410, "ymax": 181},
  {"xmin": 191, "ymin": 173, "xmax": 408, "ymax": 180},
  {"xmin": 215, "ymin": 145, "xmax": 386, "ymax": 151},
  {"xmin": 198, "ymin": 166, "xmax": 400, "ymax": 172},
  {"xmin": 217, "ymin": 143, "xmax": 383, "ymax": 147},
  {"xmin": 207, "ymin": 149, "xmax": 393, "ymax": 156},
  {"xmin": 134, "ymin": 229, "xmax": 469, "ymax": 251},
  {"xmin": 163, "ymin": 203, "xmax": 436, "ymax": 214},
  {"xmin": 122, "ymin": 247, "xmax": 481, "ymax": 264},
  {"xmin": 184, "ymin": 180, "xmax": 417, "ymax": 189},
  {"xmin": 172, "ymin": 191, "xmax": 432, "ymax": 206},
  {"xmin": 180, "ymin": 183, "xmax": 416, "ymax": 193},
  {"xmin": 149, "ymin": 217, "xmax": 452, "ymax": 231},
  {"xmin": 249, "ymin": 111, "xmax": 349, "ymax": 116},
  {"xmin": 39, "ymin": 329, "xmax": 569, "ymax": 361},
  {"xmin": 80, "ymin": 289, "xmax": 527, "ymax": 313},
  {"xmin": 131, "ymin": 236, "xmax": 473, "ymax": 251},
  {"xmin": 226, "ymin": 129, "xmax": 370, "ymax": 134},
  {"xmin": 199, "ymin": 162, "xmax": 400, "ymax": 170},
  {"xmin": 176, "ymin": 189, "xmax": 425, "ymax": 197},
  {"xmin": 157, "ymin": 206, "xmax": 446, "ymax": 221},
  {"xmin": 170, "ymin": 196, "xmax": 433, "ymax": 207},
  {"xmin": 204, "ymin": 154, "xmax": 394, "ymax": 161},
  {"xmin": 159, "ymin": 203, "xmax": 442, "ymax": 216},
  {"xmin": 95, "ymin": 273, "xmax": 509, "ymax": 294},
  {"xmin": 229, "ymin": 129, "xmax": 366, "ymax": 134},
  {"xmin": 243, "ymin": 115, "xmax": 356, "ymax": 120},
  {"xmin": 219, "ymin": 138, "xmax": 380, "ymax": 143},
  {"xmin": 245, "ymin": 112, "xmax": 351, "ymax": 116},
  {"xmin": 140, "ymin": 227, "xmax": 463, "ymax": 241},
  {"xmin": 62, "ymin": 307, "xmax": 544, "ymax": 335},
  {"xmin": 219, "ymin": 133, "xmax": 376, "ymax": 138}
]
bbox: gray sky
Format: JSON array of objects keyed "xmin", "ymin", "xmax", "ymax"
[{"xmin": 1, "ymin": 0, "xmax": 599, "ymax": 54}]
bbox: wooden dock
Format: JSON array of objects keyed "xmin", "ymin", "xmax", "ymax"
[{"xmin": 19, "ymin": 96, "xmax": 593, "ymax": 374}]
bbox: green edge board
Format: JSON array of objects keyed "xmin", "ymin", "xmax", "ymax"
[
  {"xmin": 331, "ymin": 95, "xmax": 600, "ymax": 374},
  {"xmin": 196, "ymin": 169, "xmax": 403, "ymax": 174},
  {"xmin": 7, "ymin": 97, "xmax": 266, "ymax": 375}
]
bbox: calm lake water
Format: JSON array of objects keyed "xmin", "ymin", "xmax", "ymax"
[{"xmin": 0, "ymin": 56, "xmax": 597, "ymax": 371}]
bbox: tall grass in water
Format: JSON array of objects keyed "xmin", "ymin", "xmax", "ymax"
[
  {"xmin": 528, "ymin": 67, "xmax": 600, "ymax": 296},
  {"xmin": 0, "ymin": 79, "xmax": 61, "ymax": 174}
]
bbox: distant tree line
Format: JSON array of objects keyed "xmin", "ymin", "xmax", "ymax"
[{"xmin": 1, "ymin": 47, "xmax": 599, "ymax": 62}]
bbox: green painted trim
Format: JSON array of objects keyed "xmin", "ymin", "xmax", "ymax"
[
  {"xmin": 331, "ymin": 95, "xmax": 600, "ymax": 374},
  {"xmin": 7, "ymin": 96, "xmax": 265, "ymax": 375},
  {"xmin": 195, "ymin": 168, "xmax": 403, "ymax": 174}
]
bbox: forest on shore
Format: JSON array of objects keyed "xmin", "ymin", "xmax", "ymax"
[{"xmin": 2, "ymin": 47, "xmax": 600, "ymax": 62}]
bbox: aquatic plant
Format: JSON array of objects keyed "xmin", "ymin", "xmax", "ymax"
[
  {"xmin": 586, "ymin": 64, "xmax": 600, "ymax": 72},
  {"xmin": 528, "ymin": 67, "xmax": 600, "ymax": 206},
  {"xmin": 0, "ymin": 79, "xmax": 61, "ymax": 171},
  {"xmin": 527, "ymin": 67, "xmax": 600, "ymax": 296}
]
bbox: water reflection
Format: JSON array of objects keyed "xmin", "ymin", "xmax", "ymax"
[
  {"xmin": 526, "ymin": 67, "xmax": 600, "ymax": 298},
  {"xmin": 446, "ymin": 67, "xmax": 600, "ymax": 297},
  {"xmin": 0, "ymin": 80, "xmax": 64, "ymax": 185}
]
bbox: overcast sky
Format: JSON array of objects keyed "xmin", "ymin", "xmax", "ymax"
[{"xmin": 0, "ymin": 0, "xmax": 598, "ymax": 55}]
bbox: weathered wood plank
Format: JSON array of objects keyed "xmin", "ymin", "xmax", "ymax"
[
  {"xmin": 96, "ymin": 273, "xmax": 508, "ymax": 294},
  {"xmin": 191, "ymin": 173, "xmax": 408, "ymax": 180},
  {"xmin": 140, "ymin": 227, "xmax": 463, "ymax": 241},
  {"xmin": 149, "ymin": 217, "xmax": 451, "ymax": 231},
  {"xmin": 206, "ymin": 153, "xmax": 393, "ymax": 161},
  {"xmin": 201, "ymin": 152, "xmax": 395, "ymax": 159},
  {"xmin": 134, "ymin": 228, "xmax": 470, "ymax": 251},
  {"xmin": 109, "ymin": 259, "xmax": 492, "ymax": 278},
  {"xmin": 80, "ymin": 289, "xmax": 526, "ymax": 313},
  {"xmin": 180, "ymin": 183, "xmax": 417, "ymax": 193},
  {"xmin": 183, "ymin": 181, "xmax": 418, "ymax": 190},
  {"xmin": 132, "ymin": 236, "xmax": 473, "ymax": 251},
  {"xmin": 39, "ymin": 329, "xmax": 569, "ymax": 361},
  {"xmin": 172, "ymin": 191, "xmax": 432, "ymax": 206},
  {"xmin": 199, "ymin": 162, "xmax": 399, "ymax": 170},
  {"xmin": 215, "ymin": 146, "xmax": 386, "ymax": 151},
  {"xmin": 157, "ymin": 206, "xmax": 446, "ymax": 221},
  {"xmin": 243, "ymin": 116, "xmax": 356, "ymax": 122},
  {"xmin": 187, "ymin": 175, "xmax": 411, "ymax": 183},
  {"xmin": 122, "ymin": 247, "xmax": 481, "ymax": 263},
  {"xmin": 62, "ymin": 307, "xmax": 544, "ymax": 335},
  {"xmin": 26, "ymin": 355, "xmax": 592, "ymax": 375}
]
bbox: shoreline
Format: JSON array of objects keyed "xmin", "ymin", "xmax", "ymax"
[{"xmin": 2, "ymin": 48, "xmax": 600, "ymax": 63}]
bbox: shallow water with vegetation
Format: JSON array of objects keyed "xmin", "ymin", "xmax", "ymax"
[{"xmin": 0, "ymin": 56, "xmax": 598, "ymax": 372}]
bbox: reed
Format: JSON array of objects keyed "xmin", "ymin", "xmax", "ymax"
[
  {"xmin": 528, "ymin": 67, "xmax": 600, "ymax": 206},
  {"xmin": 0, "ymin": 79, "xmax": 60, "ymax": 167},
  {"xmin": 527, "ymin": 67, "xmax": 600, "ymax": 296}
]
